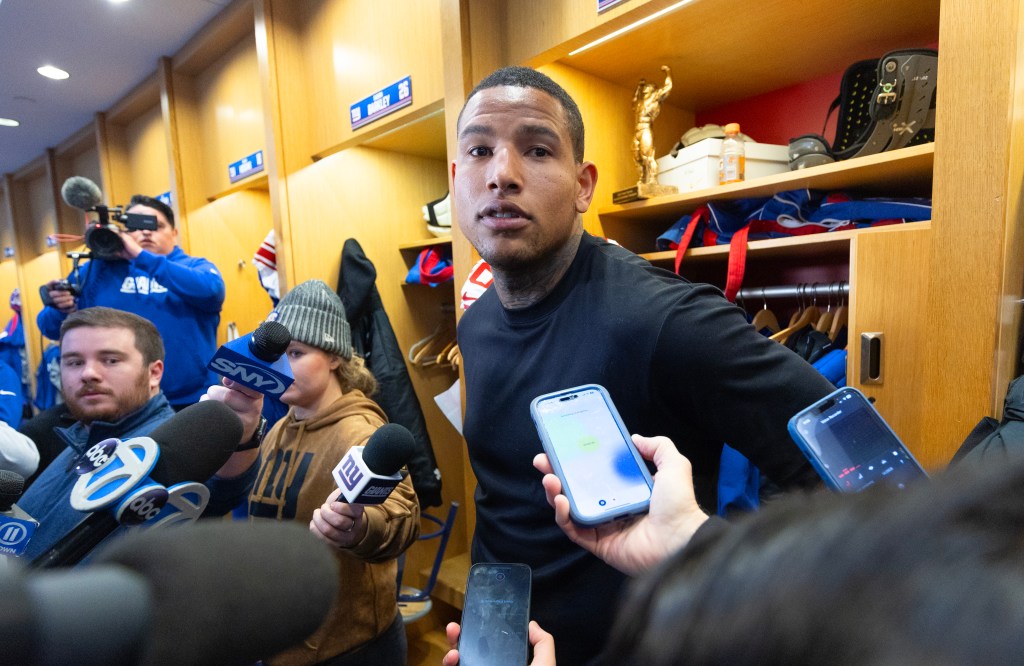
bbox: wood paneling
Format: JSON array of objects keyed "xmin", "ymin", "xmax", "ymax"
[
  {"xmin": 921, "ymin": 0, "xmax": 1021, "ymax": 454},
  {"xmin": 190, "ymin": 35, "xmax": 265, "ymax": 200},
  {"xmin": 282, "ymin": 0, "xmax": 445, "ymax": 160},
  {"xmin": 186, "ymin": 187, "xmax": 275, "ymax": 343}
]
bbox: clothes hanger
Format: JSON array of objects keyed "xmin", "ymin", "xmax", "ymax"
[
  {"xmin": 828, "ymin": 281, "xmax": 849, "ymax": 342},
  {"xmin": 435, "ymin": 336, "xmax": 458, "ymax": 367},
  {"xmin": 409, "ymin": 316, "xmax": 455, "ymax": 367},
  {"xmin": 771, "ymin": 285, "xmax": 820, "ymax": 345},
  {"xmin": 750, "ymin": 287, "xmax": 780, "ymax": 335},
  {"xmin": 814, "ymin": 282, "xmax": 836, "ymax": 334},
  {"xmin": 408, "ymin": 322, "xmax": 445, "ymax": 365}
]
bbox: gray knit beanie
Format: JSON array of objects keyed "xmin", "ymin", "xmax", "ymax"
[{"xmin": 268, "ymin": 279, "xmax": 352, "ymax": 359}]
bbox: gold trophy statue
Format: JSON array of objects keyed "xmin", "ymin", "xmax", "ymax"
[{"xmin": 619, "ymin": 66, "xmax": 678, "ymax": 202}]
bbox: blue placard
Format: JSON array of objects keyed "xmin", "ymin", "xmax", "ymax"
[
  {"xmin": 228, "ymin": 150, "xmax": 264, "ymax": 184},
  {"xmin": 45, "ymin": 236, "xmax": 58, "ymax": 248},
  {"xmin": 3, "ymin": 247, "xmax": 13, "ymax": 259},
  {"xmin": 156, "ymin": 191, "xmax": 172, "ymax": 207},
  {"xmin": 350, "ymin": 76, "xmax": 412, "ymax": 130},
  {"xmin": 598, "ymin": 0, "xmax": 628, "ymax": 11}
]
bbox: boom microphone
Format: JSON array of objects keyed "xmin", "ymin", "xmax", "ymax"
[
  {"xmin": 207, "ymin": 320, "xmax": 294, "ymax": 397},
  {"xmin": 2, "ymin": 521, "xmax": 337, "ymax": 666},
  {"xmin": 29, "ymin": 400, "xmax": 243, "ymax": 568},
  {"xmin": 60, "ymin": 176, "xmax": 104, "ymax": 211},
  {"xmin": 332, "ymin": 423, "xmax": 416, "ymax": 504},
  {"xmin": 0, "ymin": 470, "xmax": 39, "ymax": 557}
]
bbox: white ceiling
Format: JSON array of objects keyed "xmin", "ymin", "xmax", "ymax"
[{"xmin": 0, "ymin": 0, "xmax": 232, "ymax": 177}]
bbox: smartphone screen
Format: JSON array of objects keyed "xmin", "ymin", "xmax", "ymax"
[
  {"xmin": 531, "ymin": 385, "xmax": 652, "ymax": 524},
  {"xmin": 790, "ymin": 388, "xmax": 927, "ymax": 492},
  {"xmin": 459, "ymin": 563, "xmax": 531, "ymax": 666}
]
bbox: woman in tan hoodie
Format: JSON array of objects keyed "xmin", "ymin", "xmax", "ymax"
[{"xmin": 249, "ymin": 279, "xmax": 420, "ymax": 666}]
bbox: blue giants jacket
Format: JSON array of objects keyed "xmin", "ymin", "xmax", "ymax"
[{"xmin": 37, "ymin": 247, "xmax": 225, "ymax": 405}]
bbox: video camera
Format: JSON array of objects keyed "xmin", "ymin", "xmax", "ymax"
[
  {"xmin": 59, "ymin": 176, "xmax": 159, "ymax": 261},
  {"xmin": 84, "ymin": 205, "xmax": 159, "ymax": 260}
]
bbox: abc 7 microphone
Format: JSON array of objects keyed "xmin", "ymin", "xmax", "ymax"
[
  {"xmin": 207, "ymin": 320, "xmax": 294, "ymax": 397},
  {"xmin": 30, "ymin": 401, "xmax": 243, "ymax": 569},
  {"xmin": 332, "ymin": 423, "xmax": 417, "ymax": 505}
]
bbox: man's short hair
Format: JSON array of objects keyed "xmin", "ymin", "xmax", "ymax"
[
  {"xmin": 60, "ymin": 307, "xmax": 165, "ymax": 365},
  {"xmin": 459, "ymin": 66, "xmax": 586, "ymax": 164},
  {"xmin": 127, "ymin": 194, "xmax": 175, "ymax": 229}
]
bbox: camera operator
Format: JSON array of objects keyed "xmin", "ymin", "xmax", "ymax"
[{"xmin": 38, "ymin": 195, "xmax": 225, "ymax": 411}]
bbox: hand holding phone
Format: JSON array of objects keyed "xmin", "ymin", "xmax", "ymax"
[
  {"xmin": 458, "ymin": 563, "xmax": 532, "ymax": 666},
  {"xmin": 788, "ymin": 387, "xmax": 928, "ymax": 492},
  {"xmin": 530, "ymin": 385, "xmax": 653, "ymax": 526}
]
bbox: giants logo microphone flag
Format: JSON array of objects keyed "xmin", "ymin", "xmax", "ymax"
[{"xmin": 333, "ymin": 424, "xmax": 416, "ymax": 505}]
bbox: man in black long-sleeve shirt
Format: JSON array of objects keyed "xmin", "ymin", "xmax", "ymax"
[{"xmin": 451, "ymin": 66, "xmax": 833, "ymax": 664}]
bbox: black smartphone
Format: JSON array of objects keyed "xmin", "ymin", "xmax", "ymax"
[
  {"xmin": 458, "ymin": 563, "xmax": 532, "ymax": 666},
  {"xmin": 788, "ymin": 387, "xmax": 928, "ymax": 492}
]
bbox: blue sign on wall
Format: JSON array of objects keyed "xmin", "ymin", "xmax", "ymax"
[
  {"xmin": 598, "ymin": 0, "xmax": 628, "ymax": 11},
  {"xmin": 156, "ymin": 191, "xmax": 172, "ymax": 207},
  {"xmin": 228, "ymin": 150, "xmax": 264, "ymax": 184},
  {"xmin": 350, "ymin": 76, "xmax": 412, "ymax": 130}
]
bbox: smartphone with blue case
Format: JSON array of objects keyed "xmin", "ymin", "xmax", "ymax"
[
  {"xmin": 788, "ymin": 386, "xmax": 928, "ymax": 492},
  {"xmin": 530, "ymin": 384, "xmax": 654, "ymax": 526}
]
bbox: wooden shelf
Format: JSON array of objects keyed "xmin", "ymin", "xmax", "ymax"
[
  {"xmin": 206, "ymin": 172, "xmax": 269, "ymax": 203},
  {"xmin": 600, "ymin": 143, "xmax": 934, "ymax": 222},
  {"xmin": 313, "ymin": 99, "xmax": 447, "ymax": 163},
  {"xmin": 399, "ymin": 236, "xmax": 452, "ymax": 252},
  {"xmin": 548, "ymin": 0, "xmax": 940, "ymax": 112},
  {"xmin": 641, "ymin": 220, "xmax": 932, "ymax": 266}
]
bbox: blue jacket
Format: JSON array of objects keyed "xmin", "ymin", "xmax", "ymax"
[
  {"xmin": 37, "ymin": 247, "xmax": 225, "ymax": 405},
  {"xmin": 0, "ymin": 359, "xmax": 23, "ymax": 428},
  {"xmin": 18, "ymin": 393, "xmax": 256, "ymax": 560}
]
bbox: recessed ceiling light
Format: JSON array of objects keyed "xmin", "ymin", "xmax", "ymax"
[
  {"xmin": 0, "ymin": 118, "xmax": 20, "ymax": 127},
  {"xmin": 37, "ymin": 65, "xmax": 70, "ymax": 80},
  {"xmin": 108, "ymin": 0, "xmax": 131, "ymax": 3}
]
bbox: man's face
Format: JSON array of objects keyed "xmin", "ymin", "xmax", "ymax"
[
  {"xmin": 126, "ymin": 204, "xmax": 177, "ymax": 255},
  {"xmin": 60, "ymin": 326, "xmax": 162, "ymax": 425},
  {"xmin": 451, "ymin": 85, "xmax": 597, "ymax": 271}
]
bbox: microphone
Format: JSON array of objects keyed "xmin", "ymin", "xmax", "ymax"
[
  {"xmin": 60, "ymin": 176, "xmax": 104, "ymax": 211},
  {"xmin": 0, "ymin": 470, "xmax": 40, "ymax": 557},
  {"xmin": 332, "ymin": 423, "xmax": 416, "ymax": 505},
  {"xmin": 3, "ymin": 521, "xmax": 338, "ymax": 666},
  {"xmin": 207, "ymin": 320, "xmax": 294, "ymax": 397},
  {"xmin": 29, "ymin": 400, "xmax": 243, "ymax": 569}
]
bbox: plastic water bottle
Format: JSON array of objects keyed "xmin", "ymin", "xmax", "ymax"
[{"xmin": 719, "ymin": 122, "xmax": 745, "ymax": 185}]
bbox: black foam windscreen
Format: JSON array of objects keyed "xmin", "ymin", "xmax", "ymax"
[
  {"xmin": 93, "ymin": 521, "xmax": 338, "ymax": 666},
  {"xmin": 147, "ymin": 400, "xmax": 243, "ymax": 486},
  {"xmin": 361, "ymin": 423, "xmax": 416, "ymax": 476},
  {"xmin": 0, "ymin": 469, "xmax": 25, "ymax": 511},
  {"xmin": 249, "ymin": 320, "xmax": 291, "ymax": 362},
  {"xmin": 0, "ymin": 565, "xmax": 36, "ymax": 665},
  {"xmin": 60, "ymin": 176, "xmax": 103, "ymax": 210}
]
